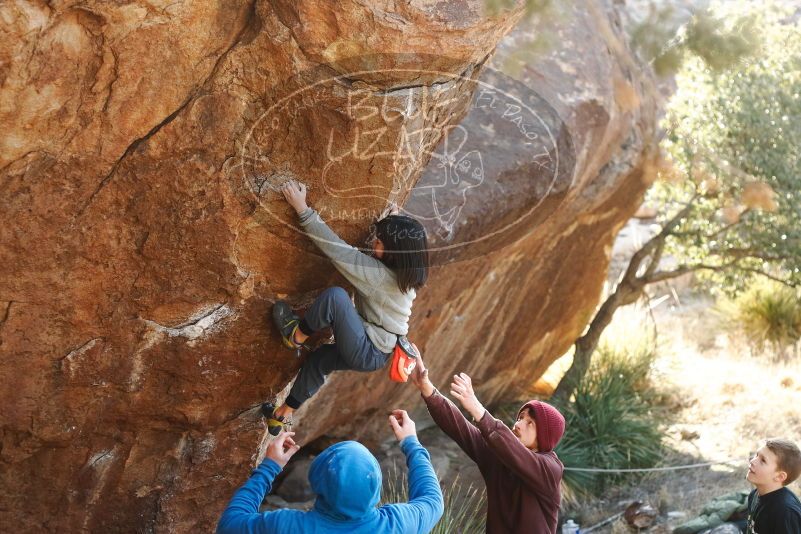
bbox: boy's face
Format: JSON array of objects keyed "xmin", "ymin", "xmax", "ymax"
[
  {"xmin": 513, "ymin": 409, "xmax": 539, "ymax": 451},
  {"xmin": 747, "ymin": 446, "xmax": 787, "ymax": 487}
]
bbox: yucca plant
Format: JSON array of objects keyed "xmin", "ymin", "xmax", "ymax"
[
  {"xmin": 381, "ymin": 463, "xmax": 486, "ymax": 533},
  {"xmin": 552, "ymin": 341, "xmax": 666, "ymax": 497},
  {"xmin": 718, "ymin": 280, "xmax": 801, "ymax": 359}
]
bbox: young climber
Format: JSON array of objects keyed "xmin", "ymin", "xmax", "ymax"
[
  {"xmin": 216, "ymin": 411, "xmax": 444, "ymax": 533},
  {"xmin": 262, "ymin": 179, "xmax": 429, "ymax": 435},
  {"xmin": 409, "ymin": 352, "xmax": 565, "ymax": 534}
]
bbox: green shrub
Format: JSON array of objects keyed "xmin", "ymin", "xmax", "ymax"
[
  {"xmin": 496, "ymin": 340, "xmax": 667, "ymax": 499},
  {"xmin": 718, "ymin": 280, "xmax": 801, "ymax": 359},
  {"xmin": 381, "ymin": 465, "xmax": 486, "ymax": 533},
  {"xmin": 554, "ymin": 342, "xmax": 667, "ymax": 497}
]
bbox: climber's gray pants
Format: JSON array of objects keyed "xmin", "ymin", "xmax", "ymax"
[{"xmin": 286, "ymin": 287, "xmax": 390, "ymax": 408}]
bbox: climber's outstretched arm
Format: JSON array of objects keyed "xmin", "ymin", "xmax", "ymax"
[{"xmin": 280, "ymin": 179, "xmax": 388, "ymax": 296}]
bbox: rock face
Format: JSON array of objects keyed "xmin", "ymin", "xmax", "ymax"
[
  {"xmin": 0, "ymin": 1, "xmax": 656, "ymax": 532},
  {"xmin": 295, "ymin": 2, "xmax": 659, "ymax": 441}
]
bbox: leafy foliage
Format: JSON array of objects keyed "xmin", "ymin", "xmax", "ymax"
[
  {"xmin": 631, "ymin": 2, "xmax": 761, "ymax": 75},
  {"xmin": 651, "ymin": 2, "xmax": 801, "ymax": 291}
]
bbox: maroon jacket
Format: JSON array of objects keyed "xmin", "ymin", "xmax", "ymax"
[{"xmin": 424, "ymin": 390, "xmax": 563, "ymax": 534}]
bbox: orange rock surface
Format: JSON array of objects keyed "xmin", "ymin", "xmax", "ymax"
[{"xmin": 0, "ymin": 1, "xmax": 656, "ymax": 531}]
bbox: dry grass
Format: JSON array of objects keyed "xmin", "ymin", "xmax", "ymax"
[{"xmin": 655, "ymin": 297, "xmax": 801, "ymax": 460}]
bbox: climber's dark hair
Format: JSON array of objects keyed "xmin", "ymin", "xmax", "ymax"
[{"xmin": 373, "ymin": 215, "xmax": 429, "ymax": 293}]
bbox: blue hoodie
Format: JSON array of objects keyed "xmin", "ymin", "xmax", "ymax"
[{"xmin": 217, "ymin": 437, "xmax": 444, "ymax": 534}]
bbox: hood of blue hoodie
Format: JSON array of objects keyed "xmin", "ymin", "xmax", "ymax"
[{"xmin": 309, "ymin": 441, "xmax": 382, "ymax": 521}]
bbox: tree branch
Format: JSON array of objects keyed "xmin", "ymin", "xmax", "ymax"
[
  {"xmin": 642, "ymin": 234, "xmax": 665, "ymax": 279},
  {"xmin": 672, "ymin": 209, "xmax": 750, "ymax": 241},
  {"xmin": 647, "ymin": 260, "xmax": 796, "ymax": 287},
  {"xmin": 709, "ymin": 248, "xmax": 791, "ymax": 262},
  {"xmin": 645, "ymin": 267, "xmax": 694, "ymax": 284},
  {"xmin": 622, "ymin": 194, "xmax": 699, "ymax": 283},
  {"xmin": 736, "ymin": 268, "xmax": 797, "ymax": 288}
]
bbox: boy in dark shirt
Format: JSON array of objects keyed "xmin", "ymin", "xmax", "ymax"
[
  {"xmin": 410, "ymin": 352, "xmax": 565, "ymax": 534},
  {"xmin": 745, "ymin": 437, "xmax": 801, "ymax": 534}
]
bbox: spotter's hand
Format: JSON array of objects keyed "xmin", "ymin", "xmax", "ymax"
[
  {"xmin": 388, "ymin": 409, "xmax": 417, "ymax": 442},
  {"xmin": 450, "ymin": 373, "xmax": 486, "ymax": 421},
  {"xmin": 409, "ymin": 345, "xmax": 435, "ymax": 398},
  {"xmin": 265, "ymin": 431, "xmax": 301, "ymax": 468}
]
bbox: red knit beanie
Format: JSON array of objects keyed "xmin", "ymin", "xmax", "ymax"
[{"xmin": 517, "ymin": 400, "xmax": 565, "ymax": 452}]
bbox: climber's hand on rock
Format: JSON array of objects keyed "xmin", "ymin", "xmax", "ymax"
[
  {"xmin": 450, "ymin": 373, "xmax": 486, "ymax": 421},
  {"xmin": 388, "ymin": 409, "xmax": 417, "ymax": 442},
  {"xmin": 265, "ymin": 431, "xmax": 300, "ymax": 468},
  {"xmin": 281, "ymin": 179, "xmax": 308, "ymax": 214},
  {"xmin": 410, "ymin": 346, "xmax": 435, "ymax": 398}
]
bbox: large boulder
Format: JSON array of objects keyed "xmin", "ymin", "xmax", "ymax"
[
  {"xmin": 0, "ymin": 0, "xmax": 657, "ymax": 532},
  {"xmin": 295, "ymin": 2, "xmax": 659, "ymax": 442}
]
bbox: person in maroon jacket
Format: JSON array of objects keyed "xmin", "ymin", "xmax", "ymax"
[{"xmin": 410, "ymin": 354, "xmax": 565, "ymax": 534}]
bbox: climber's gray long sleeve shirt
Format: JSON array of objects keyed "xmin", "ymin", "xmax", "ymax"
[{"xmin": 298, "ymin": 207, "xmax": 414, "ymax": 354}]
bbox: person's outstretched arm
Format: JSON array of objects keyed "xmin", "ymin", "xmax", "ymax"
[
  {"xmin": 451, "ymin": 374, "xmax": 563, "ymax": 497},
  {"xmin": 388, "ymin": 410, "xmax": 444, "ymax": 533},
  {"xmin": 280, "ymin": 180, "xmax": 388, "ymax": 295},
  {"xmin": 473, "ymin": 410, "xmax": 563, "ymax": 496},
  {"xmin": 216, "ymin": 432, "xmax": 300, "ymax": 534},
  {"xmin": 410, "ymin": 355, "xmax": 492, "ymax": 465}
]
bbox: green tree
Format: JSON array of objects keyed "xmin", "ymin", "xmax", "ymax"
[{"xmin": 553, "ymin": 4, "xmax": 801, "ymax": 401}]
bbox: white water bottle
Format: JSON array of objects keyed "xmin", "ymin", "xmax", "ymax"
[{"xmin": 562, "ymin": 519, "xmax": 580, "ymax": 534}]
